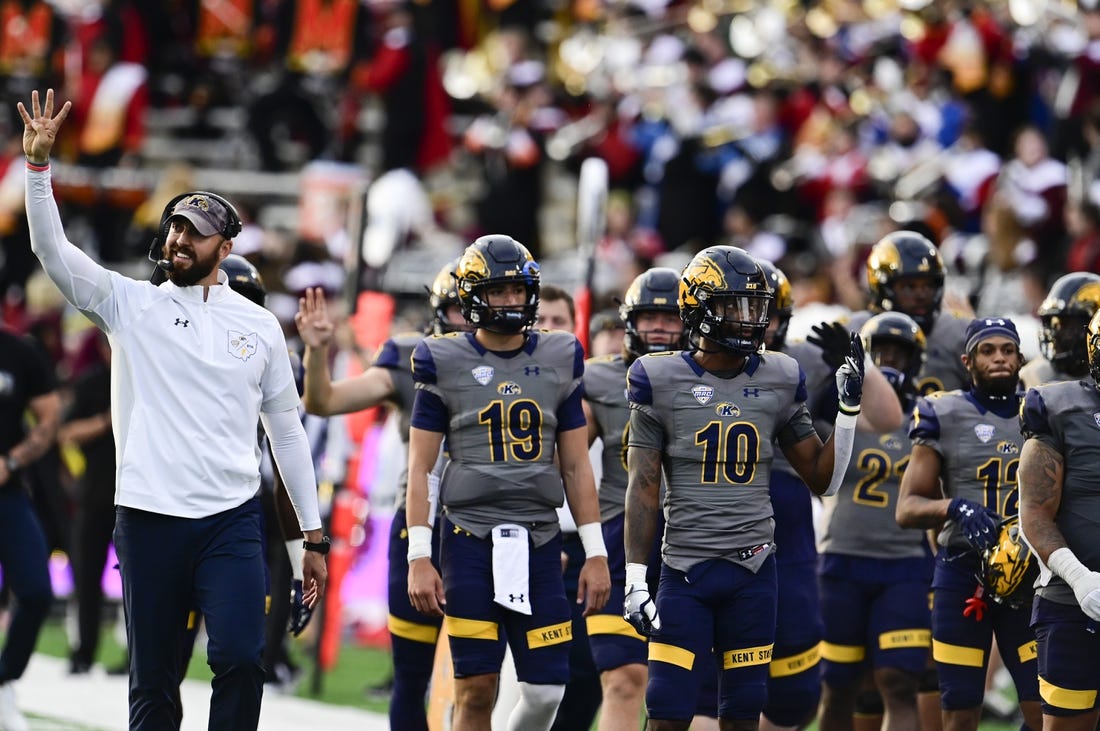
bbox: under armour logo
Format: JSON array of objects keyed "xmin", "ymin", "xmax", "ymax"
[
  {"xmin": 175, "ymin": 318, "xmax": 189, "ymax": 327},
  {"xmin": 984, "ymin": 318, "xmax": 1006, "ymax": 326},
  {"xmin": 509, "ymin": 594, "xmax": 526, "ymax": 604},
  {"xmin": 958, "ymin": 504, "xmax": 975, "ymax": 517},
  {"xmin": 743, "ymin": 388, "xmax": 760, "ymax": 398},
  {"xmin": 524, "ymin": 366, "xmax": 540, "ymax": 376}
]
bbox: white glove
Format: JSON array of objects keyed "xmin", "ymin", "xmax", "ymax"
[
  {"xmin": 623, "ymin": 562, "xmax": 660, "ymax": 636},
  {"xmin": 1048, "ymin": 547, "xmax": 1100, "ymax": 621}
]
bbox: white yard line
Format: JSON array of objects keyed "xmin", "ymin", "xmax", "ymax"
[{"xmin": 16, "ymin": 654, "xmax": 389, "ymax": 731}]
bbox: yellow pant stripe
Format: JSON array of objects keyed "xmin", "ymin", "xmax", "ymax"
[
  {"xmin": 586, "ymin": 614, "xmax": 645, "ymax": 640},
  {"xmin": 878, "ymin": 629, "xmax": 931, "ymax": 650},
  {"xmin": 821, "ymin": 642, "xmax": 866, "ymax": 664},
  {"xmin": 446, "ymin": 616, "xmax": 499, "ymax": 641},
  {"xmin": 1017, "ymin": 640, "xmax": 1038, "ymax": 664},
  {"xmin": 649, "ymin": 642, "xmax": 695, "ymax": 670},
  {"xmin": 932, "ymin": 639, "xmax": 984, "ymax": 668},
  {"xmin": 1039, "ymin": 676, "xmax": 1098, "ymax": 711},
  {"xmin": 186, "ymin": 610, "xmax": 197, "ymax": 631},
  {"xmin": 389, "ymin": 614, "xmax": 441, "ymax": 644},
  {"xmin": 722, "ymin": 644, "xmax": 774, "ymax": 670},
  {"xmin": 526, "ymin": 621, "xmax": 572, "ymax": 649},
  {"xmin": 769, "ymin": 642, "xmax": 821, "ymax": 678}
]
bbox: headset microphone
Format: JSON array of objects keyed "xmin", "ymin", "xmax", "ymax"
[{"xmin": 156, "ymin": 258, "xmax": 174, "ymax": 272}]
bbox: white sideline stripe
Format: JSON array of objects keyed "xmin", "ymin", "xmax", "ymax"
[{"xmin": 17, "ymin": 654, "xmax": 389, "ymax": 731}]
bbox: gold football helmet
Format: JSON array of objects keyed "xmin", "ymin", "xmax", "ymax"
[{"xmin": 983, "ymin": 516, "xmax": 1038, "ymax": 608}]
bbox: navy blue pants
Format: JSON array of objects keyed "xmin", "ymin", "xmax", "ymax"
[
  {"xmin": 114, "ymin": 497, "xmax": 266, "ymax": 731},
  {"xmin": 0, "ymin": 484, "xmax": 52, "ymax": 682}
]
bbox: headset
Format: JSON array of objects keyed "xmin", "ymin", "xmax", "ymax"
[{"xmin": 148, "ymin": 190, "xmax": 243, "ymax": 283}]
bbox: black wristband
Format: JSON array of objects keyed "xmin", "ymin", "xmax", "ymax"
[{"xmin": 303, "ymin": 536, "xmax": 331, "ymax": 555}]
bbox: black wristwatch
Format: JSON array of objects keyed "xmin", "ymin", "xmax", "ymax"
[{"xmin": 303, "ymin": 536, "xmax": 331, "ymax": 555}]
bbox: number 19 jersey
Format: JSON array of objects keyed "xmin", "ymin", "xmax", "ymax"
[
  {"xmin": 411, "ymin": 330, "xmax": 585, "ymax": 546},
  {"xmin": 627, "ymin": 350, "xmax": 817, "ymax": 573}
]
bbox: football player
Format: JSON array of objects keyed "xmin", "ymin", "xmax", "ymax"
[
  {"xmin": 1020, "ymin": 272, "xmax": 1100, "ymax": 389},
  {"xmin": 757, "ymin": 260, "xmax": 904, "ymax": 731},
  {"xmin": 818, "ymin": 312, "xmax": 933, "ymax": 731},
  {"xmin": 623, "ymin": 245, "xmax": 863, "ymax": 730},
  {"xmin": 406, "ymin": 235, "xmax": 611, "ymax": 731},
  {"xmin": 295, "ymin": 258, "xmax": 467, "ymax": 731},
  {"xmin": 850, "ymin": 231, "xmax": 971, "ymax": 396},
  {"xmin": 582, "ymin": 267, "xmax": 684, "ymax": 730},
  {"xmin": 1019, "ymin": 308, "xmax": 1100, "ymax": 729},
  {"xmin": 896, "ymin": 317, "xmax": 1040, "ymax": 731}
]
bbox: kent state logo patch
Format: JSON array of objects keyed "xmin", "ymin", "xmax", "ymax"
[
  {"xmin": 472, "ymin": 365, "xmax": 494, "ymax": 385},
  {"xmin": 227, "ymin": 330, "xmax": 258, "ymax": 361},
  {"xmin": 714, "ymin": 402, "xmax": 741, "ymax": 417},
  {"xmin": 974, "ymin": 424, "xmax": 995, "ymax": 443},
  {"xmin": 691, "ymin": 385, "xmax": 714, "ymax": 405},
  {"xmin": 996, "ymin": 440, "xmax": 1019, "ymax": 455},
  {"xmin": 497, "ymin": 381, "xmax": 522, "ymax": 396}
]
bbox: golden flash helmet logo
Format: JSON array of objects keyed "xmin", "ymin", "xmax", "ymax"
[
  {"xmin": 679, "ymin": 255, "xmax": 728, "ymax": 309},
  {"xmin": 984, "ymin": 517, "xmax": 1037, "ymax": 607},
  {"xmin": 457, "ymin": 248, "xmax": 490, "ymax": 283},
  {"xmin": 1070, "ymin": 281, "xmax": 1100, "ymax": 315}
]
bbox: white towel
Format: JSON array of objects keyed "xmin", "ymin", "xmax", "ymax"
[{"xmin": 492, "ymin": 524, "xmax": 531, "ymax": 615}]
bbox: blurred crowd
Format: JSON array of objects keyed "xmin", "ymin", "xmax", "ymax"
[{"xmin": 2, "ymin": 0, "xmax": 1100, "ymax": 690}]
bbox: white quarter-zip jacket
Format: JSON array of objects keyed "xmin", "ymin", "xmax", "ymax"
[{"xmin": 27, "ymin": 166, "xmax": 321, "ymax": 529}]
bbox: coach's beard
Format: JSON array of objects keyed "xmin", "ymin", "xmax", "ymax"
[{"xmin": 168, "ymin": 247, "xmax": 220, "ymax": 287}]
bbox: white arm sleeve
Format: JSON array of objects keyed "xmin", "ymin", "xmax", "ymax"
[
  {"xmin": 26, "ymin": 167, "xmax": 114, "ymax": 311},
  {"xmin": 261, "ymin": 407, "xmax": 322, "ymax": 531},
  {"xmin": 823, "ymin": 411, "xmax": 858, "ymax": 497}
]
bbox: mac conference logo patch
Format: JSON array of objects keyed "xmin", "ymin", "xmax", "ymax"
[{"xmin": 691, "ymin": 385, "xmax": 714, "ymax": 405}]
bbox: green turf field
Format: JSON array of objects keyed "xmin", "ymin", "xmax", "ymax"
[{"xmin": 30, "ymin": 617, "xmax": 1022, "ymax": 729}]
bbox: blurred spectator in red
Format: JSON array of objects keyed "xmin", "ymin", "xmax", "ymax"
[
  {"xmin": 351, "ymin": 0, "xmax": 452, "ymax": 175},
  {"xmin": 247, "ymin": 0, "xmax": 371, "ymax": 171},
  {"xmin": 996, "ymin": 124, "xmax": 1068, "ymax": 281},
  {"xmin": 0, "ymin": 0, "xmax": 66, "ymax": 134},
  {"xmin": 68, "ymin": 37, "xmax": 147, "ymax": 168},
  {"xmin": 63, "ymin": 35, "xmax": 148, "ymax": 262},
  {"xmin": 1065, "ymin": 196, "xmax": 1100, "ymax": 274}
]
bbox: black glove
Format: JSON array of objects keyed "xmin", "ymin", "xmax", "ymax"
[
  {"xmin": 808, "ymin": 321, "xmax": 853, "ymax": 370},
  {"xmin": 947, "ymin": 498, "xmax": 1000, "ymax": 551},
  {"xmin": 288, "ymin": 579, "xmax": 315, "ymax": 637},
  {"xmin": 835, "ymin": 333, "xmax": 865, "ymax": 414}
]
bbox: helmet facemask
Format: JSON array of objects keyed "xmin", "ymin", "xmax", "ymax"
[
  {"xmin": 462, "ymin": 276, "xmax": 540, "ymax": 334},
  {"xmin": 688, "ymin": 291, "xmax": 771, "ymax": 356}
]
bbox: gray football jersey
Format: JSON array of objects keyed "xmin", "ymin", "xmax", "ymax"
[
  {"xmin": 371, "ymin": 332, "xmax": 423, "ymax": 511},
  {"xmin": 412, "ymin": 330, "xmax": 584, "ymax": 546},
  {"xmin": 910, "ymin": 390, "xmax": 1023, "ymax": 550},
  {"xmin": 1021, "ymin": 380, "xmax": 1100, "ymax": 605},
  {"xmin": 821, "ymin": 421, "xmax": 927, "ymax": 559},
  {"xmin": 627, "ymin": 350, "xmax": 817, "ymax": 573},
  {"xmin": 845, "ymin": 309, "xmax": 970, "ymax": 396},
  {"xmin": 1019, "ymin": 358, "xmax": 1074, "ymax": 390},
  {"xmin": 583, "ymin": 354, "xmax": 630, "ymax": 521}
]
